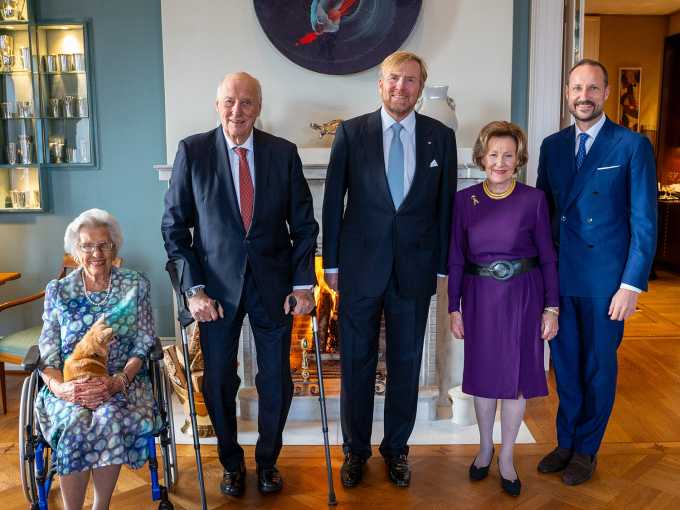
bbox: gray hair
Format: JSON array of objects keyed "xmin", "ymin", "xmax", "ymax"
[
  {"xmin": 64, "ymin": 209, "xmax": 123, "ymax": 260},
  {"xmin": 216, "ymin": 74, "xmax": 263, "ymax": 103},
  {"xmin": 566, "ymin": 59, "xmax": 609, "ymax": 88}
]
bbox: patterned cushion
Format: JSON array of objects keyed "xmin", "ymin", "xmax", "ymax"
[{"xmin": 0, "ymin": 326, "xmax": 42, "ymax": 357}]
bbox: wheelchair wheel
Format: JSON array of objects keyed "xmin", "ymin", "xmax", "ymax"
[
  {"xmin": 19, "ymin": 372, "xmax": 39, "ymax": 504},
  {"xmin": 161, "ymin": 364, "xmax": 179, "ymax": 487}
]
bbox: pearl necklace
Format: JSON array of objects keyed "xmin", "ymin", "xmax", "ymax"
[
  {"xmin": 81, "ymin": 269, "xmax": 113, "ymax": 307},
  {"xmin": 483, "ymin": 179, "xmax": 516, "ymax": 200}
]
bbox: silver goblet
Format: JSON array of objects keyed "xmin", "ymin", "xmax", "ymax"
[{"xmin": 1, "ymin": 0, "xmax": 19, "ymax": 20}]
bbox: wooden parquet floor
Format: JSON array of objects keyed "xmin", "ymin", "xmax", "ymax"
[{"xmin": 1, "ymin": 270, "xmax": 680, "ymax": 509}]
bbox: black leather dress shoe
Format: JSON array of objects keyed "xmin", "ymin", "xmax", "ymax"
[
  {"xmin": 340, "ymin": 453, "xmax": 366, "ymax": 487},
  {"xmin": 256, "ymin": 463, "xmax": 283, "ymax": 492},
  {"xmin": 386, "ymin": 454, "xmax": 411, "ymax": 487},
  {"xmin": 469, "ymin": 447, "xmax": 495, "ymax": 481},
  {"xmin": 499, "ymin": 460, "xmax": 521, "ymax": 497},
  {"xmin": 220, "ymin": 459, "xmax": 246, "ymax": 496}
]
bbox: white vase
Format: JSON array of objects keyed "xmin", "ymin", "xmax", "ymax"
[{"xmin": 415, "ymin": 85, "xmax": 458, "ymax": 132}]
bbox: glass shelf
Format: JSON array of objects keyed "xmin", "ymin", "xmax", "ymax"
[
  {"xmin": 0, "ymin": 69, "xmax": 31, "ymax": 74},
  {"xmin": 41, "ymin": 70, "xmax": 86, "ymax": 75}
]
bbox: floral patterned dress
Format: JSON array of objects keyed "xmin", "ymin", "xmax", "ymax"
[{"xmin": 35, "ymin": 266, "xmax": 162, "ymax": 475}]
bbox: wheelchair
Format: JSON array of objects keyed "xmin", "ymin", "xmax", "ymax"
[{"xmin": 18, "ymin": 338, "xmax": 178, "ymax": 510}]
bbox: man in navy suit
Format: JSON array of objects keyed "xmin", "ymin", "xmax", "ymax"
[
  {"xmin": 536, "ymin": 59, "xmax": 657, "ymax": 485},
  {"xmin": 322, "ymin": 52, "xmax": 457, "ymax": 487},
  {"xmin": 162, "ymin": 72, "xmax": 318, "ymax": 496}
]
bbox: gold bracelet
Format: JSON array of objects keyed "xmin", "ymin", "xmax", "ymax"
[
  {"xmin": 543, "ymin": 307, "xmax": 559, "ymax": 316},
  {"xmin": 114, "ymin": 373, "xmax": 130, "ymax": 397}
]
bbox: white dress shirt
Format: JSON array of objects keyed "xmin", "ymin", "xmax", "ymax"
[
  {"xmin": 574, "ymin": 114, "xmax": 641, "ymax": 294},
  {"xmin": 326, "ymin": 107, "xmax": 444, "ymax": 278}
]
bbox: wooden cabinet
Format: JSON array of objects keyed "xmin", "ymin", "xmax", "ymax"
[{"xmin": 656, "ymin": 200, "xmax": 680, "ymax": 274}]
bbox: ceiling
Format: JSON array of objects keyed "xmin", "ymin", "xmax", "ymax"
[{"xmin": 586, "ymin": 0, "xmax": 680, "ymax": 15}]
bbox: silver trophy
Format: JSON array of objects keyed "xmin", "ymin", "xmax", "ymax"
[
  {"xmin": 58, "ymin": 54, "xmax": 72, "ymax": 72},
  {"xmin": 50, "ymin": 139, "xmax": 63, "ymax": 163},
  {"xmin": 79, "ymin": 139, "xmax": 90, "ymax": 163},
  {"xmin": 49, "ymin": 98, "xmax": 60, "ymax": 117},
  {"xmin": 77, "ymin": 96, "xmax": 88, "ymax": 117},
  {"xmin": 66, "ymin": 148, "xmax": 77, "ymax": 163},
  {"xmin": 46, "ymin": 54, "xmax": 58, "ymax": 72},
  {"xmin": 11, "ymin": 190, "xmax": 27, "ymax": 209},
  {"xmin": 32, "ymin": 190, "xmax": 40, "ymax": 207},
  {"xmin": 64, "ymin": 95, "xmax": 75, "ymax": 117},
  {"xmin": 19, "ymin": 46, "xmax": 29, "ymax": 70},
  {"xmin": 6, "ymin": 142, "xmax": 17, "ymax": 164},
  {"xmin": 18, "ymin": 135, "xmax": 32, "ymax": 164},
  {"xmin": 16, "ymin": 101, "xmax": 29, "ymax": 118},
  {"xmin": 1, "ymin": 0, "xmax": 19, "ymax": 21},
  {"xmin": 73, "ymin": 53, "xmax": 85, "ymax": 71},
  {"xmin": 0, "ymin": 35, "xmax": 13, "ymax": 71},
  {"xmin": 1, "ymin": 102, "xmax": 11, "ymax": 118}
]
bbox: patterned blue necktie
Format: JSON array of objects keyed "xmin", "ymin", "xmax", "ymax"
[
  {"xmin": 387, "ymin": 123, "xmax": 404, "ymax": 209},
  {"xmin": 576, "ymin": 132, "xmax": 589, "ymax": 172}
]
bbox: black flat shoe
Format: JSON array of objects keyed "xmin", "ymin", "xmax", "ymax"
[
  {"xmin": 386, "ymin": 454, "xmax": 411, "ymax": 487},
  {"xmin": 340, "ymin": 453, "xmax": 366, "ymax": 487},
  {"xmin": 220, "ymin": 459, "xmax": 246, "ymax": 496},
  {"xmin": 256, "ymin": 463, "xmax": 283, "ymax": 492},
  {"xmin": 469, "ymin": 447, "xmax": 495, "ymax": 481},
  {"xmin": 498, "ymin": 460, "xmax": 521, "ymax": 497}
]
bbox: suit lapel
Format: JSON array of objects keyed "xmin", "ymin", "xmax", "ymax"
[
  {"xmin": 401, "ymin": 113, "xmax": 434, "ymax": 211},
  {"xmin": 360, "ymin": 109, "xmax": 394, "ymax": 210},
  {"xmin": 563, "ymin": 117, "xmax": 620, "ymax": 212},
  {"xmin": 251, "ymin": 129, "xmax": 270, "ymax": 232},
  {"xmin": 557, "ymin": 126, "xmax": 576, "ymax": 206},
  {"xmin": 211, "ymin": 128, "xmax": 245, "ymax": 234}
]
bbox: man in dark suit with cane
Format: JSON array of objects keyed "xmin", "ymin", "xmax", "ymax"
[{"xmin": 162, "ymin": 72, "xmax": 318, "ymax": 496}]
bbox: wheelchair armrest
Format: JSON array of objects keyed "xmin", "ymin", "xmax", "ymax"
[
  {"xmin": 22, "ymin": 344, "xmax": 42, "ymax": 372},
  {"xmin": 149, "ymin": 337, "xmax": 164, "ymax": 362}
]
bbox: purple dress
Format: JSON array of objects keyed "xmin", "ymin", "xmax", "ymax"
[{"xmin": 447, "ymin": 182, "xmax": 558, "ymax": 400}]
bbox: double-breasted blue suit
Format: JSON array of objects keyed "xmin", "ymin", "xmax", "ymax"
[
  {"xmin": 162, "ymin": 127, "xmax": 318, "ymax": 471},
  {"xmin": 536, "ymin": 115, "xmax": 657, "ymax": 454}
]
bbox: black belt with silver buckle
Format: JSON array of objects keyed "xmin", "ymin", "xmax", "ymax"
[{"xmin": 466, "ymin": 256, "xmax": 539, "ymax": 282}]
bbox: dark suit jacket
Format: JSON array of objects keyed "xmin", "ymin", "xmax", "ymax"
[
  {"xmin": 322, "ymin": 109, "xmax": 457, "ymax": 299},
  {"xmin": 536, "ymin": 116, "xmax": 657, "ymax": 297},
  {"xmin": 162, "ymin": 127, "xmax": 319, "ymax": 325}
]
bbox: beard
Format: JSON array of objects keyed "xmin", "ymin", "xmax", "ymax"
[
  {"xmin": 569, "ymin": 100, "xmax": 604, "ymax": 122},
  {"xmin": 385, "ymin": 98, "xmax": 413, "ymax": 116}
]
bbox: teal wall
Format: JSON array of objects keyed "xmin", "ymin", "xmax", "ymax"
[{"xmin": 0, "ymin": 0, "xmax": 173, "ymax": 338}]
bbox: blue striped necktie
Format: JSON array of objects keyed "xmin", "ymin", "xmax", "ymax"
[
  {"xmin": 387, "ymin": 123, "xmax": 404, "ymax": 209},
  {"xmin": 576, "ymin": 132, "xmax": 589, "ymax": 172}
]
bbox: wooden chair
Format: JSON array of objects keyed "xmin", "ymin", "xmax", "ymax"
[{"xmin": 0, "ymin": 255, "xmax": 122, "ymax": 413}]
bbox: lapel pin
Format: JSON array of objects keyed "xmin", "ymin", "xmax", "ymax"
[
  {"xmin": 428, "ymin": 141, "xmax": 431, "ymax": 145},
  {"xmin": 472, "ymin": 195, "xmax": 479, "ymax": 205}
]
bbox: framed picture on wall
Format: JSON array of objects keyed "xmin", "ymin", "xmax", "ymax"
[{"xmin": 618, "ymin": 67, "xmax": 641, "ymax": 132}]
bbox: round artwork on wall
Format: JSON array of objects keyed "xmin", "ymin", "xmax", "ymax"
[{"xmin": 253, "ymin": 0, "xmax": 423, "ymax": 75}]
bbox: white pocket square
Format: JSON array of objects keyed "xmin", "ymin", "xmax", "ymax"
[
  {"xmin": 430, "ymin": 160, "xmax": 438, "ymax": 167},
  {"xmin": 597, "ymin": 165, "xmax": 620, "ymax": 170}
]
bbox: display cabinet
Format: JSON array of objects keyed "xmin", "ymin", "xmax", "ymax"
[{"xmin": 0, "ymin": 2, "xmax": 96, "ymax": 212}]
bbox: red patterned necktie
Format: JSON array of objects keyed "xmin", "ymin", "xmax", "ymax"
[{"xmin": 234, "ymin": 147, "xmax": 254, "ymax": 231}]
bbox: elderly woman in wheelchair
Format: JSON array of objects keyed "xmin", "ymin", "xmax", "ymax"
[{"xmin": 21, "ymin": 209, "xmax": 176, "ymax": 510}]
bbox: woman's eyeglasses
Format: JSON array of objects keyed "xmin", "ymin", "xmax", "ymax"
[{"xmin": 78, "ymin": 241, "xmax": 115, "ymax": 252}]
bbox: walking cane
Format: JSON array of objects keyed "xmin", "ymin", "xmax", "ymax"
[
  {"xmin": 165, "ymin": 259, "xmax": 208, "ymax": 510},
  {"xmin": 289, "ymin": 295, "xmax": 337, "ymax": 506}
]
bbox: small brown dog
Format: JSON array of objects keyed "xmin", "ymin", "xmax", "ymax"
[{"xmin": 63, "ymin": 316, "xmax": 115, "ymax": 382}]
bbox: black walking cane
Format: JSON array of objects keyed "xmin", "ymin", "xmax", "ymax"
[
  {"xmin": 289, "ymin": 295, "xmax": 337, "ymax": 506},
  {"xmin": 165, "ymin": 259, "xmax": 208, "ymax": 510}
]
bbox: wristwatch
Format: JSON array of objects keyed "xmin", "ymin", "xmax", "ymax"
[{"xmin": 185, "ymin": 287, "xmax": 201, "ymax": 299}]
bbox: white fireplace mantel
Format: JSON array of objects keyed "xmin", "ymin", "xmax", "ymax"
[{"xmin": 154, "ymin": 147, "xmax": 483, "ymax": 182}]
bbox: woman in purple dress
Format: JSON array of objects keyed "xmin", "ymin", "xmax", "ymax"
[{"xmin": 448, "ymin": 121, "xmax": 559, "ymax": 497}]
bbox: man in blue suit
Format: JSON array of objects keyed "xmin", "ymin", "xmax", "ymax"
[
  {"xmin": 536, "ymin": 59, "xmax": 657, "ymax": 485},
  {"xmin": 162, "ymin": 72, "xmax": 318, "ymax": 496}
]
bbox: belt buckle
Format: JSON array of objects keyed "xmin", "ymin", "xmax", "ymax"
[{"xmin": 489, "ymin": 260, "xmax": 514, "ymax": 281}]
